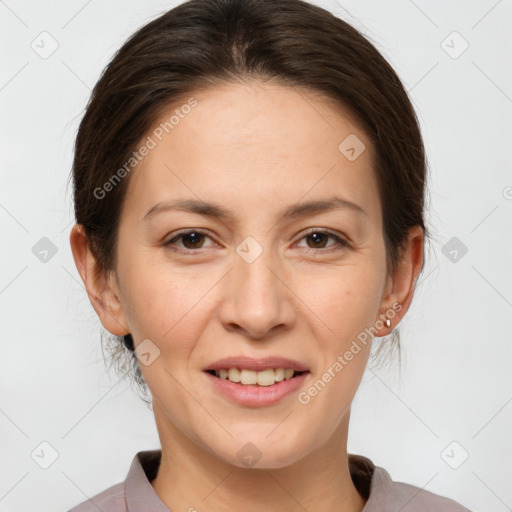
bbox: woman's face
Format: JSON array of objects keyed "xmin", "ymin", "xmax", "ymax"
[{"xmin": 104, "ymin": 82, "xmax": 401, "ymax": 467}]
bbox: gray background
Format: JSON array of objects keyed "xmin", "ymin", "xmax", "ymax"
[{"xmin": 1, "ymin": 1, "xmax": 511, "ymax": 510}]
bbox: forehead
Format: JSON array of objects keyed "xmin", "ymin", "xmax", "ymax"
[{"xmin": 122, "ymin": 81, "xmax": 380, "ymax": 224}]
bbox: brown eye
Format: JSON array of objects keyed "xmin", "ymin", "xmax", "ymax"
[
  {"xmin": 165, "ymin": 230, "xmax": 215, "ymax": 253},
  {"xmin": 179, "ymin": 232, "xmax": 206, "ymax": 249},
  {"xmin": 305, "ymin": 232, "xmax": 330, "ymax": 248},
  {"xmin": 296, "ymin": 229, "xmax": 350, "ymax": 252}
]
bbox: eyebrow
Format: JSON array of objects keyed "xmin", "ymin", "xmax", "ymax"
[{"xmin": 143, "ymin": 195, "xmax": 367, "ymax": 223}]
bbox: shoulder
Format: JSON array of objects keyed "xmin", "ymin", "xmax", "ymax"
[
  {"xmin": 67, "ymin": 481, "xmax": 126, "ymax": 512},
  {"xmin": 349, "ymin": 454, "xmax": 472, "ymax": 511},
  {"xmin": 368, "ymin": 465, "xmax": 472, "ymax": 511},
  {"xmin": 66, "ymin": 450, "xmax": 162, "ymax": 512}
]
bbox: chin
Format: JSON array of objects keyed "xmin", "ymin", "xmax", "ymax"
[{"xmin": 218, "ymin": 426, "xmax": 310, "ymax": 470}]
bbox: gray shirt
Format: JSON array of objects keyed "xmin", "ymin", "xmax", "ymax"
[{"xmin": 67, "ymin": 450, "xmax": 472, "ymax": 511}]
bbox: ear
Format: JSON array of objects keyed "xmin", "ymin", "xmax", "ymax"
[
  {"xmin": 69, "ymin": 223, "xmax": 130, "ymax": 336},
  {"xmin": 374, "ymin": 225, "xmax": 424, "ymax": 336}
]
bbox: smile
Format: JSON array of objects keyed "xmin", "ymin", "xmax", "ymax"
[
  {"xmin": 209, "ymin": 367, "xmax": 306, "ymax": 386},
  {"xmin": 203, "ymin": 369, "xmax": 310, "ymax": 407}
]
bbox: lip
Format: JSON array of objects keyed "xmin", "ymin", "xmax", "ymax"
[
  {"xmin": 203, "ymin": 356, "xmax": 310, "ymax": 372},
  {"xmin": 203, "ymin": 370, "xmax": 310, "ymax": 407}
]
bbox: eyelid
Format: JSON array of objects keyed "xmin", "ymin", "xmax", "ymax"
[
  {"xmin": 165, "ymin": 229, "xmax": 216, "ymax": 249},
  {"xmin": 297, "ymin": 226, "xmax": 348, "ymax": 241},
  {"xmin": 294, "ymin": 227, "xmax": 351, "ymax": 250},
  {"xmin": 165, "ymin": 227, "xmax": 351, "ymax": 254}
]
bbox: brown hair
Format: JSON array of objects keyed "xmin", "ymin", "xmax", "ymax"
[{"xmin": 69, "ymin": 0, "xmax": 429, "ymax": 398}]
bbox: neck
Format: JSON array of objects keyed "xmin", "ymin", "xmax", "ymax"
[{"xmin": 150, "ymin": 401, "xmax": 366, "ymax": 512}]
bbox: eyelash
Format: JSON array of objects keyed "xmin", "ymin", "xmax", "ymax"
[{"xmin": 164, "ymin": 228, "xmax": 351, "ymax": 255}]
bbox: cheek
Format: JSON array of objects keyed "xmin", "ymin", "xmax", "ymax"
[
  {"xmin": 295, "ymin": 273, "xmax": 376, "ymax": 428},
  {"xmin": 121, "ymin": 276, "xmax": 174, "ymax": 339},
  {"xmin": 295, "ymin": 263, "xmax": 384, "ymax": 343},
  {"xmin": 119, "ymin": 263, "xmax": 217, "ymax": 367}
]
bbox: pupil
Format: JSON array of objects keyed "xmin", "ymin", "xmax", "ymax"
[
  {"xmin": 184, "ymin": 232, "xmax": 203, "ymax": 248},
  {"xmin": 309, "ymin": 232, "xmax": 326, "ymax": 247}
]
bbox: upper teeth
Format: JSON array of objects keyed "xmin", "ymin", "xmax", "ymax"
[{"xmin": 215, "ymin": 368, "xmax": 296, "ymax": 386}]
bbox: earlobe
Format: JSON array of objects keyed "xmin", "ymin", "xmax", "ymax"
[
  {"xmin": 69, "ymin": 223, "xmax": 130, "ymax": 336},
  {"xmin": 375, "ymin": 226, "xmax": 425, "ymax": 336}
]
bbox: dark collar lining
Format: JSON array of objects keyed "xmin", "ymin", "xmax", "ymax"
[
  {"xmin": 139, "ymin": 450, "xmax": 162, "ymax": 483},
  {"xmin": 348, "ymin": 454, "xmax": 376, "ymax": 500}
]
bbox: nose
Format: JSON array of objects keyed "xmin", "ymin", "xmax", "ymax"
[{"xmin": 218, "ymin": 242, "xmax": 296, "ymax": 340}]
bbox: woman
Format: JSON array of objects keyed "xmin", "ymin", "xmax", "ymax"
[{"xmin": 68, "ymin": 0, "xmax": 471, "ymax": 510}]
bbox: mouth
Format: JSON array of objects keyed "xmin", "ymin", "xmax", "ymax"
[
  {"xmin": 202, "ymin": 356, "xmax": 311, "ymax": 406},
  {"xmin": 205, "ymin": 368, "xmax": 310, "ymax": 387},
  {"xmin": 203, "ymin": 367, "xmax": 310, "ymax": 407}
]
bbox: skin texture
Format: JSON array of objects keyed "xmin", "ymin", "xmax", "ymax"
[{"xmin": 70, "ymin": 81, "xmax": 424, "ymax": 512}]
